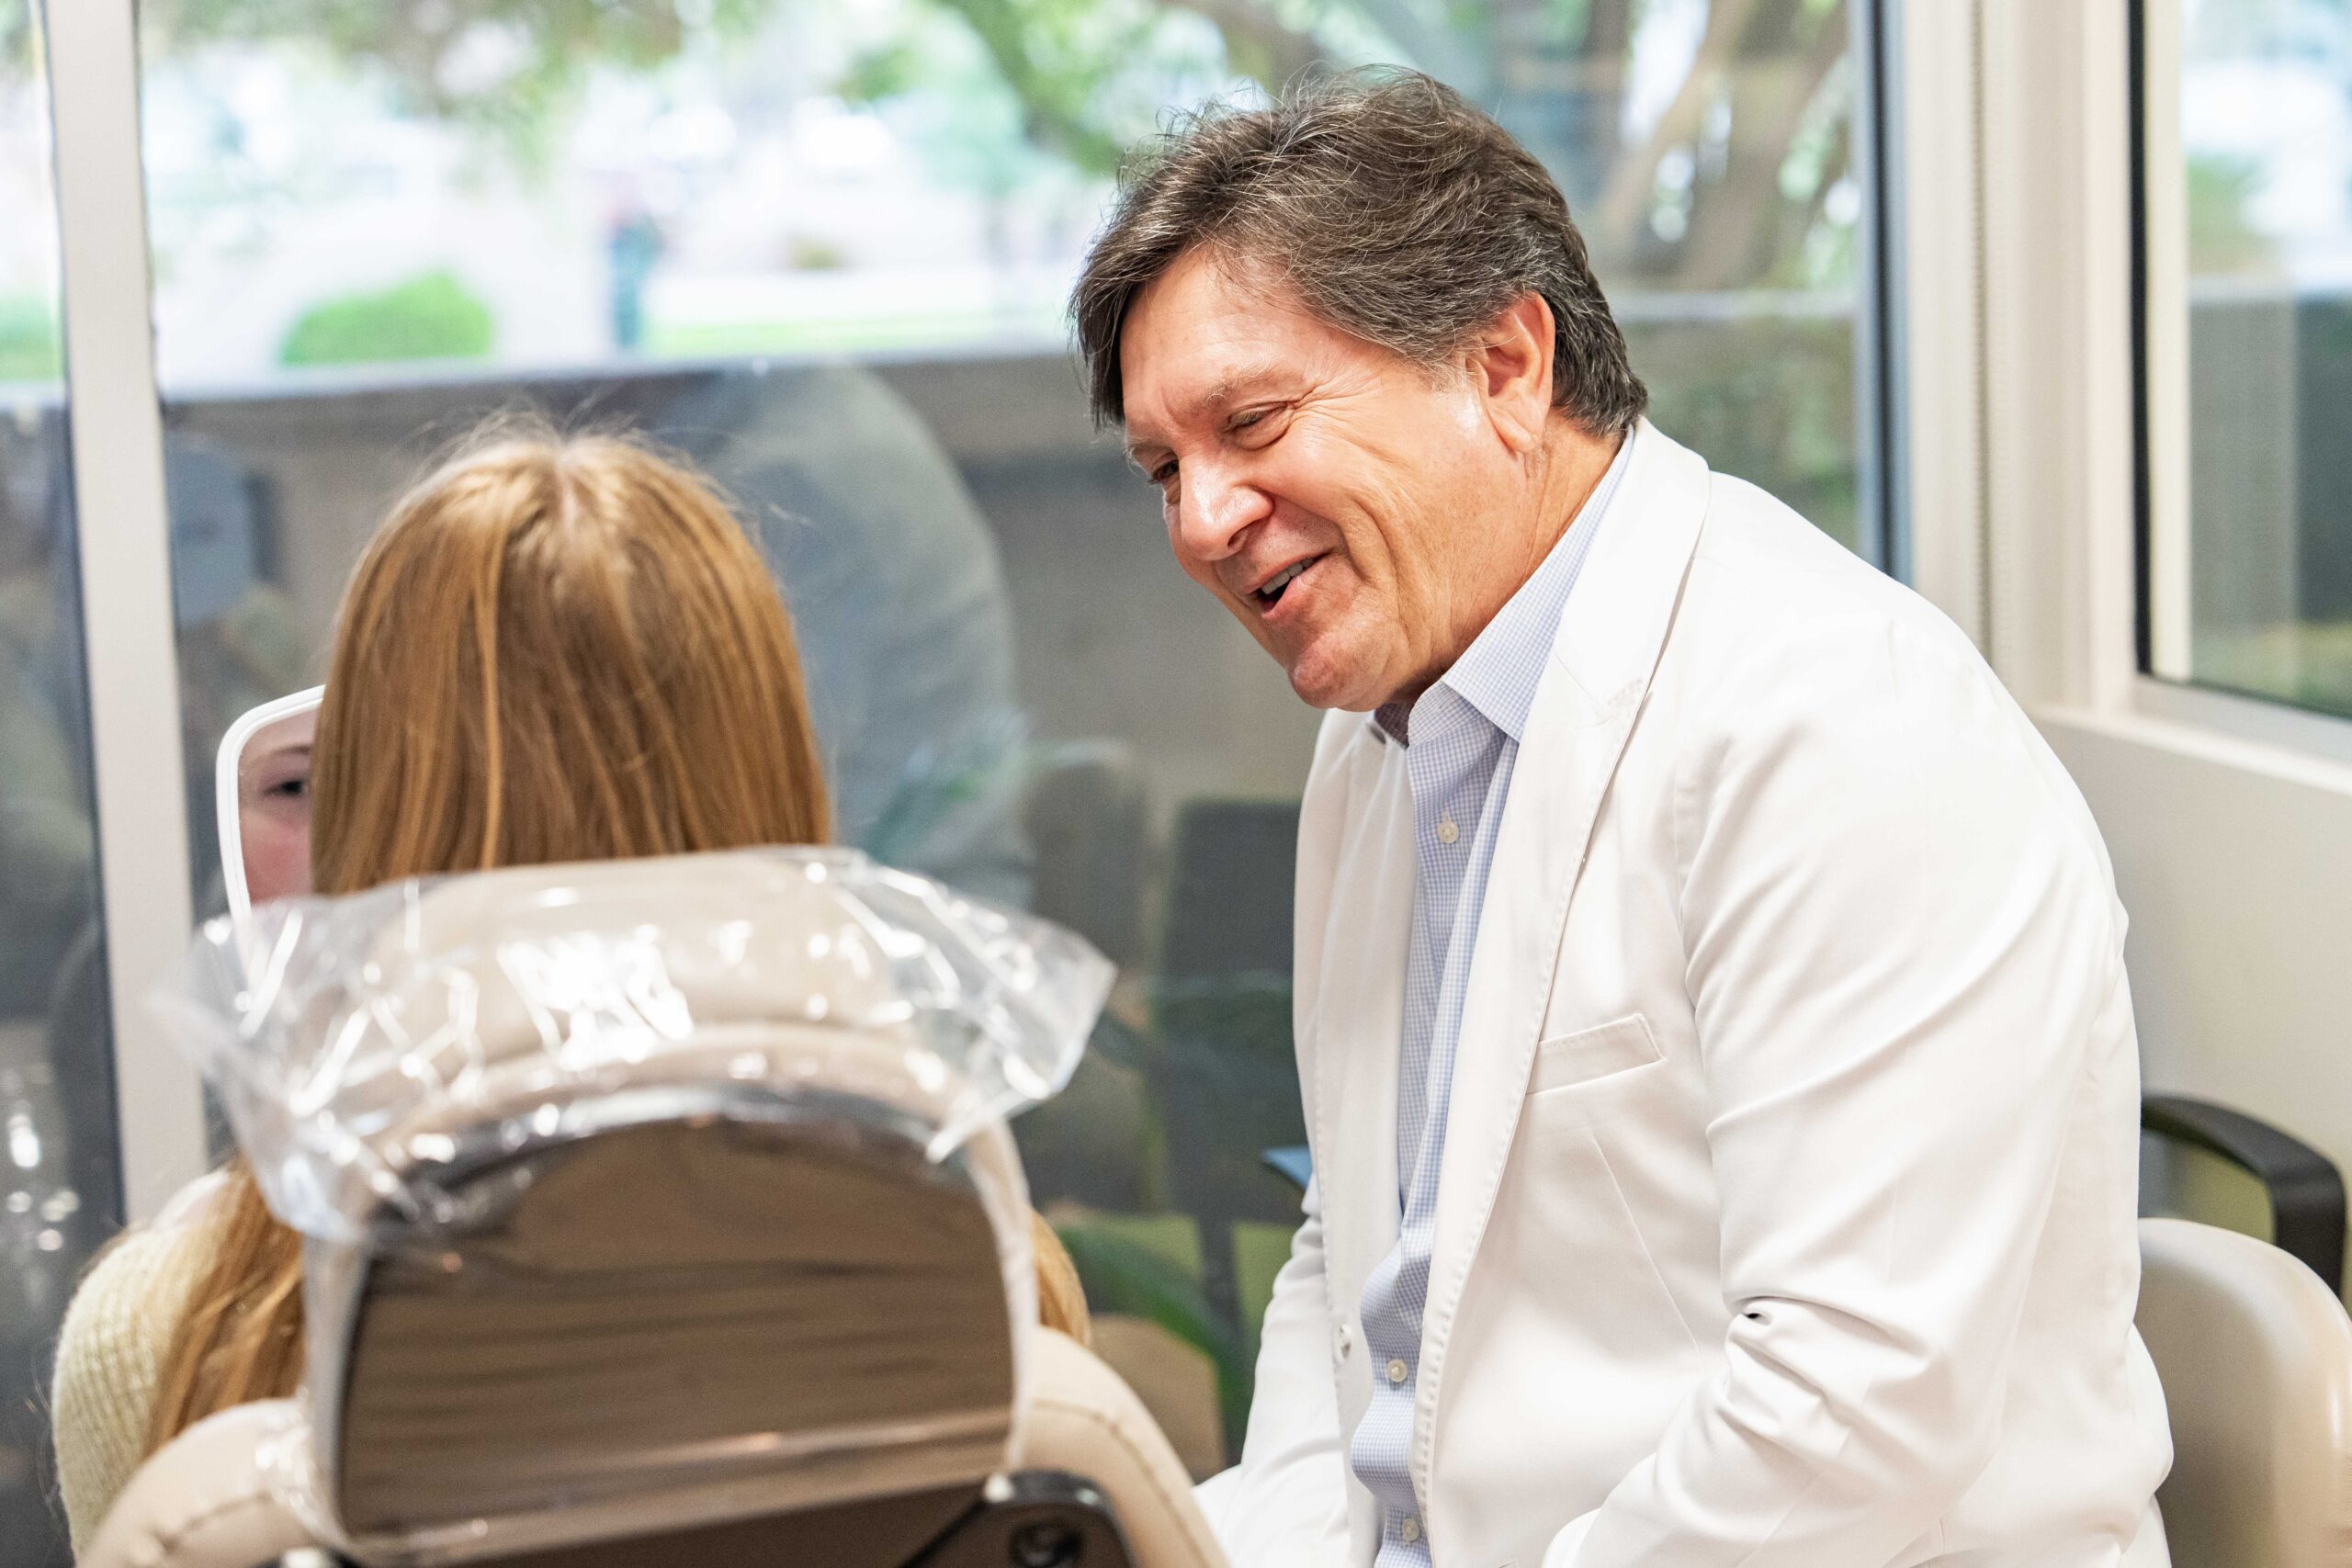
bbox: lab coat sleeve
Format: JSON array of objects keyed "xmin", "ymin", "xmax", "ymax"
[
  {"xmin": 1195, "ymin": 1176, "xmax": 1354, "ymax": 1568},
  {"xmin": 1546, "ymin": 614, "xmax": 2128, "ymax": 1566}
]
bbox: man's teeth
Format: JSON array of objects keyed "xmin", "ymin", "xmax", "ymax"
[{"xmin": 1261, "ymin": 561, "xmax": 1307, "ymax": 603}]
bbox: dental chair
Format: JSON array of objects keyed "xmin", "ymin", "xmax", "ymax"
[
  {"xmin": 84, "ymin": 852, "xmax": 1226, "ymax": 1568},
  {"xmin": 2137, "ymin": 1097, "xmax": 2352, "ymax": 1568},
  {"xmin": 2138, "ymin": 1217, "xmax": 2352, "ymax": 1568}
]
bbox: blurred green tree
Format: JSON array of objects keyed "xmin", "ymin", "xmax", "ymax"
[
  {"xmin": 144, "ymin": 0, "xmax": 770, "ymax": 153},
  {"xmin": 143, "ymin": 0, "xmax": 1858, "ymax": 291}
]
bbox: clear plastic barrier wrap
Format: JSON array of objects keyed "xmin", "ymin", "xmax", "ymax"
[
  {"xmin": 165, "ymin": 847, "xmax": 1108, "ymax": 1246},
  {"xmin": 156, "ymin": 848, "xmax": 1112, "ymax": 1559}
]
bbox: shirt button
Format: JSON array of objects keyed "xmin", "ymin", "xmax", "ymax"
[
  {"xmin": 1386, "ymin": 1357, "xmax": 1409, "ymax": 1386},
  {"xmin": 1401, "ymin": 1517, "xmax": 1422, "ymax": 1544},
  {"xmin": 1436, "ymin": 818, "xmax": 1460, "ymax": 845}
]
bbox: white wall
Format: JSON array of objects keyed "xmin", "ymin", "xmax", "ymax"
[{"xmin": 2044, "ymin": 712, "xmax": 2352, "ymax": 1181}]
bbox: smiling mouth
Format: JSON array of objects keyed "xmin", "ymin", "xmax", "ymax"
[{"xmin": 1254, "ymin": 556, "xmax": 1320, "ymax": 610}]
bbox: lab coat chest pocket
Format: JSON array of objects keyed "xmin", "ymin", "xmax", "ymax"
[{"xmin": 1529, "ymin": 1013, "xmax": 1663, "ymax": 1098}]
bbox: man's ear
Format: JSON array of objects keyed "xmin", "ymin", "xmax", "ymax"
[{"xmin": 1467, "ymin": 293, "xmax": 1556, "ymax": 456}]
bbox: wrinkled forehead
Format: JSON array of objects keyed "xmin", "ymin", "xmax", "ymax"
[{"xmin": 1117, "ymin": 250, "xmax": 1348, "ymax": 444}]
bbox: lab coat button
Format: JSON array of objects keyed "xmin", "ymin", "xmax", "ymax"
[{"xmin": 1334, "ymin": 1323, "xmax": 1353, "ymax": 1359}]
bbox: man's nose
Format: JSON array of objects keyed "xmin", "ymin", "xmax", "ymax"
[{"xmin": 1174, "ymin": 461, "xmax": 1273, "ymax": 561}]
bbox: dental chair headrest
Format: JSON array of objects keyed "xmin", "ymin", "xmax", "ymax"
[
  {"xmin": 159, "ymin": 848, "xmax": 1111, "ymax": 1562},
  {"xmin": 341, "ymin": 853, "xmax": 967, "ymax": 1216},
  {"xmin": 177, "ymin": 848, "xmax": 1102, "ymax": 1241}
]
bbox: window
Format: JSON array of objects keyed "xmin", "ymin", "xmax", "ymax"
[
  {"xmin": 1, "ymin": 4, "xmax": 119, "ymax": 1562},
  {"xmin": 135, "ymin": 0, "xmax": 1880, "ymax": 1467},
  {"xmin": 2141, "ymin": 0, "xmax": 2352, "ymax": 721}
]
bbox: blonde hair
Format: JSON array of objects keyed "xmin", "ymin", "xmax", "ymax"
[{"xmin": 147, "ymin": 428, "xmax": 1082, "ymax": 1455}]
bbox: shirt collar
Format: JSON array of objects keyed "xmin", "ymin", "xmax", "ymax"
[{"xmin": 1372, "ymin": 425, "xmax": 1636, "ymax": 747}]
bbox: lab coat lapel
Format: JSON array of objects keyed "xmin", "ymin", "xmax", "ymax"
[
  {"xmin": 1306, "ymin": 728, "xmax": 1413, "ymax": 1312},
  {"xmin": 1409, "ymin": 423, "xmax": 1713, "ymax": 1490}
]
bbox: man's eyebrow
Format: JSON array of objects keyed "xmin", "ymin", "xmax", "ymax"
[
  {"xmin": 1192, "ymin": 365, "xmax": 1290, "ymax": 419},
  {"xmin": 1124, "ymin": 363, "xmax": 1295, "ymax": 464}
]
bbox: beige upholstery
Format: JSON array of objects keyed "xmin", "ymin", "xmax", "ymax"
[
  {"xmin": 1018, "ymin": 1328, "xmax": 1227, "ymax": 1567},
  {"xmin": 2138, "ymin": 1216, "xmax": 2352, "ymax": 1568},
  {"xmin": 79, "ymin": 1402, "xmax": 311, "ymax": 1568}
]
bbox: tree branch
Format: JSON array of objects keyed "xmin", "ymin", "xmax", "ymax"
[
  {"xmin": 1166, "ymin": 0, "xmax": 1325, "ymax": 91},
  {"xmin": 1588, "ymin": 0, "xmax": 1770, "ymax": 259},
  {"xmin": 1672, "ymin": 3, "xmax": 1848, "ymax": 288}
]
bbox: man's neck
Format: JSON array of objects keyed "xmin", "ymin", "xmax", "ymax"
[
  {"xmin": 1466, "ymin": 420, "xmax": 1623, "ymax": 648},
  {"xmin": 1379, "ymin": 420, "xmax": 1628, "ymax": 717},
  {"xmin": 1527, "ymin": 419, "xmax": 1626, "ymax": 563}
]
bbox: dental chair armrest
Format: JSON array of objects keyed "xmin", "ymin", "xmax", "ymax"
[
  {"xmin": 1015, "ymin": 1329, "xmax": 1229, "ymax": 1568},
  {"xmin": 2143, "ymin": 1093, "xmax": 2347, "ymax": 1295},
  {"xmin": 82, "ymin": 1399, "xmax": 320, "ymax": 1568}
]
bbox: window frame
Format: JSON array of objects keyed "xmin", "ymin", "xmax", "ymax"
[
  {"xmin": 1956, "ymin": 0, "xmax": 2352, "ymax": 1270},
  {"xmin": 2127, "ymin": 0, "xmax": 2352, "ymax": 741},
  {"xmin": 42, "ymin": 0, "xmax": 206, "ymax": 1223}
]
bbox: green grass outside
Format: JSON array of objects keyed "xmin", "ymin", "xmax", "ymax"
[{"xmin": 0, "ymin": 293, "xmax": 62, "ymax": 383}]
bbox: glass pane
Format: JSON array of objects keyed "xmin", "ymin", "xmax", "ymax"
[
  {"xmin": 138, "ymin": 0, "xmax": 1869, "ymax": 1468},
  {"xmin": 3, "ymin": 4, "xmax": 120, "ymax": 1562},
  {"xmin": 2169, "ymin": 0, "xmax": 2352, "ymax": 716}
]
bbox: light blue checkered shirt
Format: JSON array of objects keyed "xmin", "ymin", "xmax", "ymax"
[{"xmin": 1349, "ymin": 431, "xmax": 1634, "ymax": 1565}]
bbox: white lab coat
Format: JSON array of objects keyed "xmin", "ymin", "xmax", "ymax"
[{"xmin": 1198, "ymin": 423, "xmax": 2172, "ymax": 1568}]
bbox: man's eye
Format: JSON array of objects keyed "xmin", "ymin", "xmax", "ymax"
[{"xmin": 1233, "ymin": 401, "xmax": 1297, "ymax": 439}]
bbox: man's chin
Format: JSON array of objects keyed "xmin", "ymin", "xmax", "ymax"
[{"xmin": 1283, "ymin": 645, "xmax": 1383, "ymax": 713}]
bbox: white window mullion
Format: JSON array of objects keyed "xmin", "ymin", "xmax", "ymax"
[
  {"xmin": 1893, "ymin": 0, "xmax": 1987, "ymax": 649},
  {"xmin": 2138, "ymin": 0, "xmax": 2192, "ymax": 686},
  {"xmin": 43, "ymin": 0, "xmax": 208, "ymax": 1223}
]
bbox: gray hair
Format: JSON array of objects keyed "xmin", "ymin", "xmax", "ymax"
[{"xmin": 1072, "ymin": 68, "xmax": 1646, "ymax": 434}]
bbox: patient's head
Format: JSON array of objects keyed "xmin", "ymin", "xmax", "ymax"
[
  {"xmin": 138, "ymin": 428, "xmax": 1083, "ymax": 1469},
  {"xmin": 311, "ymin": 428, "xmax": 830, "ymax": 893},
  {"xmin": 148, "ymin": 431, "xmax": 842, "ymax": 1446}
]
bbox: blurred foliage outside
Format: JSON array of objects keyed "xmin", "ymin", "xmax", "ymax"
[
  {"xmin": 2194, "ymin": 620, "xmax": 2352, "ymax": 716},
  {"xmin": 2188, "ymin": 152, "xmax": 2277, "ymax": 275},
  {"xmin": 278, "ymin": 271, "xmax": 495, "ymax": 367},
  {"xmin": 139, "ymin": 0, "xmax": 1864, "ymax": 295},
  {"xmin": 1634, "ymin": 309, "xmax": 1857, "ymax": 544},
  {"xmin": 2173, "ymin": 3, "xmax": 2352, "ymax": 723},
  {"xmin": 0, "ymin": 295, "xmax": 60, "ymax": 384},
  {"xmin": 135, "ymin": 0, "xmax": 1871, "ymax": 539},
  {"xmin": 0, "ymin": 5, "xmax": 62, "ymax": 387}
]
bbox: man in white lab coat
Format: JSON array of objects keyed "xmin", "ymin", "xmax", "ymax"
[{"xmin": 1072, "ymin": 70, "xmax": 2171, "ymax": 1568}]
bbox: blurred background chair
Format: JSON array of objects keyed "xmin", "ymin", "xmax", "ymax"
[
  {"xmin": 1145, "ymin": 798, "xmax": 1307, "ymax": 1458},
  {"xmin": 2142, "ymin": 1093, "xmax": 2346, "ymax": 1293}
]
